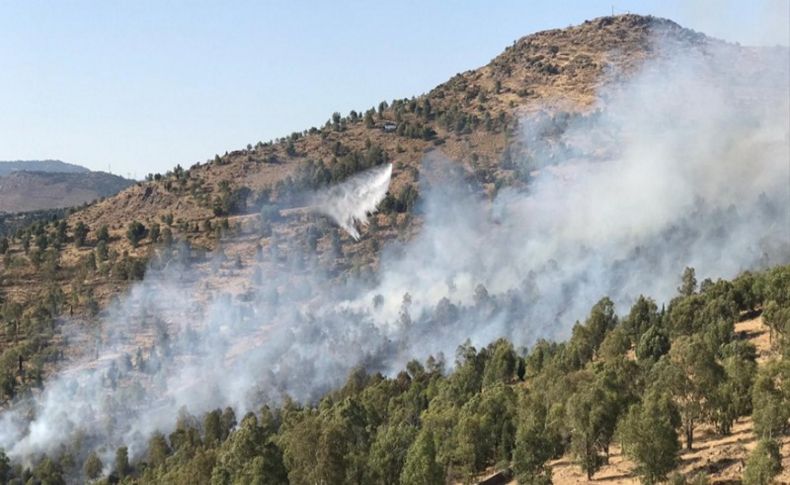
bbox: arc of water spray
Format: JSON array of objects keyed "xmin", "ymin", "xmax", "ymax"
[{"xmin": 309, "ymin": 163, "xmax": 393, "ymax": 239}]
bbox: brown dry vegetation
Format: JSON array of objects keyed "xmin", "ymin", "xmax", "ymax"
[{"xmin": 0, "ymin": 15, "xmax": 738, "ymax": 318}]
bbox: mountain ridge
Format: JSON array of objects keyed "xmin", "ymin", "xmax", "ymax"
[
  {"xmin": 0, "ymin": 159, "xmax": 90, "ymax": 176},
  {"xmin": 0, "ymin": 170, "xmax": 135, "ymax": 213}
]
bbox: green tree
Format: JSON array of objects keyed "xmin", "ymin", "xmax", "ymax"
[
  {"xmin": 115, "ymin": 446, "xmax": 130, "ymax": 478},
  {"xmin": 35, "ymin": 232, "xmax": 49, "ymax": 251},
  {"xmin": 0, "ymin": 448, "xmax": 10, "ymax": 484},
  {"xmin": 368, "ymin": 423, "xmax": 416, "ymax": 485},
  {"xmin": 636, "ymin": 324, "xmax": 670, "ymax": 362},
  {"xmin": 95, "ymin": 239, "xmax": 109, "ymax": 261},
  {"xmin": 204, "ymin": 409, "xmax": 223, "ymax": 446},
  {"xmin": 149, "ymin": 222, "xmax": 161, "ymax": 243},
  {"xmin": 279, "ymin": 413, "xmax": 322, "ymax": 484},
  {"xmin": 655, "ymin": 335, "xmax": 723, "ymax": 450},
  {"xmin": 126, "ymin": 220, "xmax": 147, "ymax": 247},
  {"xmin": 752, "ymin": 361, "xmax": 790, "ymax": 439},
  {"xmin": 564, "ymin": 322, "xmax": 595, "ymax": 370},
  {"xmin": 623, "ymin": 295, "xmax": 660, "ymax": 344},
  {"xmin": 286, "ymin": 139, "xmax": 297, "ymax": 156},
  {"xmin": 162, "ymin": 227, "xmax": 174, "ymax": 247},
  {"xmin": 513, "ymin": 392, "xmax": 555, "ymax": 484},
  {"xmin": 763, "ymin": 300, "xmax": 790, "ymax": 349},
  {"xmin": 586, "ymin": 297, "xmax": 618, "ymax": 355},
  {"xmin": 32, "ymin": 456, "xmax": 65, "ymax": 485},
  {"xmin": 83, "ymin": 451, "xmax": 103, "ymax": 480},
  {"xmin": 221, "ymin": 407, "xmax": 237, "ymax": 440},
  {"xmin": 452, "ymin": 383, "xmax": 516, "ymax": 478},
  {"xmin": 148, "ymin": 431, "xmax": 171, "ymax": 468},
  {"xmin": 482, "ymin": 338, "xmax": 517, "ymax": 387},
  {"xmin": 712, "ymin": 341, "xmax": 756, "ymax": 434},
  {"xmin": 566, "ymin": 378, "xmax": 617, "ymax": 479},
  {"xmin": 599, "ymin": 325, "xmax": 631, "ymax": 361},
  {"xmin": 74, "ymin": 221, "xmax": 89, "ymax": 247},
  {"xmin": 742, "ymin": 438, "xmax": 782, "ymax": 485},
  {"xmin": 400, "ymin": 430, "xmax": 443, "ymax": 485},
  {"xmin": 617, "ymin": 390, "xmax": 680, "ymax": 484},
  {"xmin": 667, "ymin": 294, "xmax": 706, "ymax": 337},
  {"xmin": 211, "ymin": 412, "xmax": 287, "ymax": 485},
  {"xmin": 316, "ymin": 418, "xmax": 351, "ymax": 485},
  {"xmin": 679, "ymin": 266, "xmax": 697, "ymax": 296},
  {"xmin": 96, "ymin": 225, "xmax": 110, "ymax": 243}
]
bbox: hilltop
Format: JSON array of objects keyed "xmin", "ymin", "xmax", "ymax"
[{"xmin": 0, "ymin": 160, "xmax": 89, "ymax": 177}]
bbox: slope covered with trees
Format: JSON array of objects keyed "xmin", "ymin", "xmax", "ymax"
[{"xmin": 1, "ymin": 265, "xmax": 787, "ymax": 484}]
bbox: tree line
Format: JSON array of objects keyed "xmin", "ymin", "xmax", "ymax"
[{"xmin": 0, "ymin": 265, "xmax": 787, "ymax": 484}]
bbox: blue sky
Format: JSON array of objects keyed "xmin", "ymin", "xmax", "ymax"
[{"xmin": 1, "ymin": 0, "xmax": 787, "ymax": 178}]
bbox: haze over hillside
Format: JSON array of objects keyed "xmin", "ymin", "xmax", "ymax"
[
  {"xmin": 0, "ymin": 14, "xmax": 787, "ymax": 485},
  {"xmin": 0, "ymin": 160, "xmax": 134, "ymax": 213},
  {"xmin": 0, "ymin": 160, "xmax": 89, "ymax": 177}
]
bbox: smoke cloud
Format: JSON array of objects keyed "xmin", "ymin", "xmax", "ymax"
[{"xmin": 0, "ymin": 28, "xmax": 787, "ymax": 476}]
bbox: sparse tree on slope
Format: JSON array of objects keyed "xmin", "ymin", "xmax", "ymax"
[
  {"xmin": 126, "ymin": 220, "xmax": 147, "ymax": 247},
  {"xmin": 617, "ymin": 390, "xmax": 680, "ymax": 484},
  {"xmin": 567, "ymin": 378, "xmax": 618, "ymax": 480},
  {"xmin": 742, "ymin": 438, "xmax": 782, "ymax": 485},
  {"xmin": 752, "ymin": 360, "xmax": 790, "ymax": 439},
  {"xmin": 654, "ymin": 335, "xmax": 723, "ymax": 450},
  {"xmin": 74, "ymin": 221, "xmax": 89, "ymax": 247}
]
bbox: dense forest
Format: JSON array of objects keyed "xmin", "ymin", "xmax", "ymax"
[{"xmin": 0, "ymin": 264, "xmax": 787, "ymax": 484}]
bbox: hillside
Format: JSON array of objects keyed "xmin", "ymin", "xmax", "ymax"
[
  {"xmin": 47, "ymin": 14, "xmax": 786, "ymax": 257},
  {"xmin": 0, "ymin": 160, "xmax": 89, "ymax": 177},
  {"xmin": 0, "ymin": 13, "xmax": 781, "ymax": 335},
  {"xmin": 0, "ymin": 13, "xmax": 787, "ymax": 485},
  {"xmin": 0, "ymin": 170, "xmax": 135, "ymax": 213}
]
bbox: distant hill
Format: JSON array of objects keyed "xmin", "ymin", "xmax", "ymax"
[
  {"xmin": 0, "ymin": 159, "xmax": 90, "ymax": 176},
  {"xmin": 0, "ymin": 161, "xmax": 134, "ymax": 214}
]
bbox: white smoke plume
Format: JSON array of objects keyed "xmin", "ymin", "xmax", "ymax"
[
  {"xmin": 311, "ymin": 163, "xmax": 392, "ymax": 239},
  {"xmin": 0, "ymin": 25, "xmax": 787, "ymax": 478}
]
